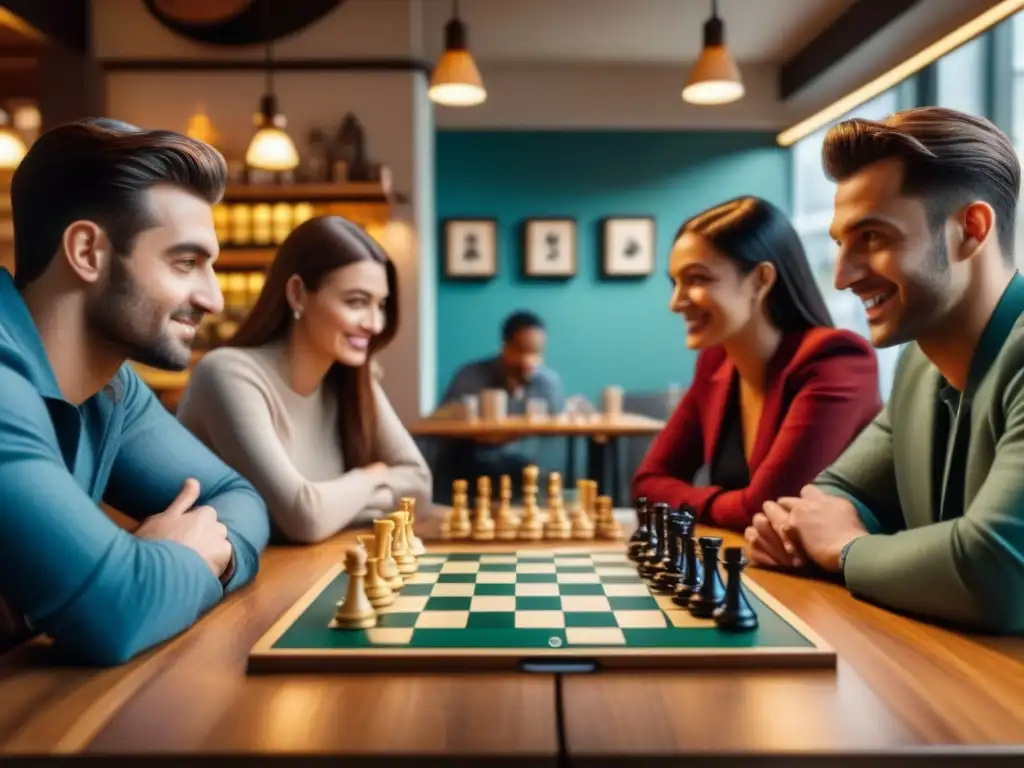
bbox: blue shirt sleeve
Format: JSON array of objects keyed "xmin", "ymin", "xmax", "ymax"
[
  {"xmin": 0, "ymin": 367, "xmax": 262, "ymax": 666},
  {"xmin": 101, "ymin": 367, "xmax": 270, "ymax": 593}
]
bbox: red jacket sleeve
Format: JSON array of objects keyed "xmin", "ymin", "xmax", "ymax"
[
  {"xmin": 632, "ymin": 334, "xmax": 882, "ymax": 530},
  {"xmin": 630, "ymin": 349, "xmax": 718, "ymax": 507}
]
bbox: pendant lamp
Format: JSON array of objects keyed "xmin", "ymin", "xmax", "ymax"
[
  {"xmin": 245, "ymin": 2, "xmax": 299, "ymax": 170},
  {"xmin": 682, "ymin": 0, "xmax": 744, "ymax": 105},
  {"xmin": 429, "ymin": 0, "xmax": 487, "ymax": 107}
]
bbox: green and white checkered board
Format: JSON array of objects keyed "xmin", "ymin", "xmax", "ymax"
[{"xmin": 248, "ymin": 549, "xmax": 836, "ymax": 672}]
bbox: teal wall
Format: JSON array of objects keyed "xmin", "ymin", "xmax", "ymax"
[{"xmin": 434, "ymin": 130, "xmax": 791, "ymax": 405}]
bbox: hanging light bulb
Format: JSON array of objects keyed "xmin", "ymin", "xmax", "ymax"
[
  {"xmin": 682, "ymin": 0, "xmax": 744, "ymax": 105},
  {"xmin": 429, "ymin": 0, "xmax": 486, "ymax": 107},
  {"xmin": 245, "ymin": 2, "xmax": 299, "ymax": 171},
  {"xmin": 0, "ymin": 110, "xmax": 26, "ymax": 169},
  {"xmin": 246, "ymin": 93, "xmax": 299, "ymax": 171}
]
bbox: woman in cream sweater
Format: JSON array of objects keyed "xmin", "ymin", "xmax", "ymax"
[{"xmin": 176, "ymin": 215, "xmax": 434, "ymax": 544}]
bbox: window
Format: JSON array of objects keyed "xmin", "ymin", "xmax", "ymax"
[
  {"xmin": 1012, "ymin": 12, "xmax": 1024, "ymax": 265},
  {"xmin": 790, "ymin": 89, "xmax": 904, "ymax": 400},
  {"xmin": 936, "ymin": 35, "xmax": 987, "ymax": 116}
]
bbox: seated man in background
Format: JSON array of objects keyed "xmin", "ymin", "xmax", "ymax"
[
  {"xmin": 431, "ymin": 310, "xmax": 565, "ymax": 501},
  {"xmin": 748, "ymin": 106, "xmax": 1024, "ymax": 635},
  {"xmin": 0, "ymin": 118, "xmax": 270, "ymax": 665}
]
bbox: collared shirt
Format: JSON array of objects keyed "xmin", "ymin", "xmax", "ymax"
[{"xmin": 0, "ymin": 268, "xmax": 269, "ymax": 665}]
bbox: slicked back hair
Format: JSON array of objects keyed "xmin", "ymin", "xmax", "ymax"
[
  {"xmin": 821, "ymin": 106, "xmax": 1019, "ymax": 262},
  {"xmin": 11, "ymin": 118, "xmax": 228, "ymax": 288}
]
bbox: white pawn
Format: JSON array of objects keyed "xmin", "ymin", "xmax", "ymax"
[{"xmin": 330, "ymin": 547, "xmax": 377, "ymax": 629}]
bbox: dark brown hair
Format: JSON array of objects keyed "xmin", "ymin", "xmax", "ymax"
[
  {"xmin": 821, "ymin": 106, "xmax": 1019, "ymax": 260},
  {"xmin": 676, "ymin": 196, "xmax": 834, "ymax": 332},
  {"xmin": 225, "ymin": 215, "xmax": 399, "ymax": 469},
  {"xmin": 10, "ymin": 117, "xmax": 228, "ymax": 288}
]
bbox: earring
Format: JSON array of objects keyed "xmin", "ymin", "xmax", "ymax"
[{"xmin": 293, "ymin": 309, "xmax": 301, "ymax": 320}]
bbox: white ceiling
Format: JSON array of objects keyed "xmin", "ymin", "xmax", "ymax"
[{"xmin": 419, "ymin": 0, "xmax": 861, "ymax": 65}]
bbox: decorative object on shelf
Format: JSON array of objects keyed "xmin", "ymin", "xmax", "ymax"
[
  {"xmin": 185, "ymin": 105, "xmax": 221, "ymax": 147},
  {"xmin": 522, "ymin": 218, "xmax": 576, "ymax": 279},
  {"xmin": 442, "ymin": 218, "xmax": 497, "ymax": 279},
  {"xmin": 600, "ymin": 216, "xmax": 656, "ymax": 278},
  {"xmin": 210, "ymin": 181, "xmax": 398, "ymax": 267},
  {"xmin": 302, "ymin": 128, "xmax": 330, "ymax": 183},
  {"xmin": 429, "ymin": 0, "xmax": 486, "ymax": 107}
]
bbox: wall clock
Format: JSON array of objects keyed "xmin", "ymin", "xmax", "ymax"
[{"xmin": 143, "ymin": 0, "xmax": 346, "ymax": 45}]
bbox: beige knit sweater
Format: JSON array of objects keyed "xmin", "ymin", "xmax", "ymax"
[{"xmin": 176, "ymin": 343, "xmax": 434, "ymax": 544}]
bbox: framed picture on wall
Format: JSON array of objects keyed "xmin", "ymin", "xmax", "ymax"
[
  {"xmin": 443, "ymin": 218, "xmax": 498, "ymax": 279},
  {"xmin": 522, "ymin": 217, "xmax": 576, "ymax": 279},
  {"xmin": 600, "ymin": 216, "xmax": 656, "ymax": 278}
]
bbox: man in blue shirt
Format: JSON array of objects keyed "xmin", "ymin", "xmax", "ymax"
[
  {"xmin": 0, "ymin": 118, "xmax": 270, "ymax": 666},
  {"xmin": 431, "ymin": 311, "xmax": 565, "ymax": 501}
]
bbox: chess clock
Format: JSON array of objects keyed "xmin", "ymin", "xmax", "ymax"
[{"xmin": 144, "ymin": 0, "xmax": 346, "ymax": 45}]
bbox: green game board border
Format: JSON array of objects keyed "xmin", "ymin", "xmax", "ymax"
[{"xmin": 247, "ymin": 547, "xmax": 836, "ymax": 673}]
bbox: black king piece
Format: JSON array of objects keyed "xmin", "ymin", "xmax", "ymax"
[{"xmin": 650, "ymin": 506, "xmax": 691, "ymax": 593}]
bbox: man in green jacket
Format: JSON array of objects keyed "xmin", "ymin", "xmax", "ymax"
[
  {"xmin": 747, "ymin": 106, "xmax": 1024, "ymax": 635},
  {"xmin": 0, "ymin": 119, "xmax": 270, "ymax": 665}
]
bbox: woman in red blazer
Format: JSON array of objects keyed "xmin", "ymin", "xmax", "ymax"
[{"xmin": 632, "ymin": 196, "xmax": 881, "ymax": 531}]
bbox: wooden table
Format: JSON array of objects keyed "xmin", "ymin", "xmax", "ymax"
[
  {"xmin": 560, "ymin": 530, "xmax": 1024, "ymax": 764},
  {"xmin": 2, "ymin": 517, "xmax": 1022, "ymax": 765},
  {"xmin": 0, "ymin": 530, "xmax": 559, "ymax": 762}
]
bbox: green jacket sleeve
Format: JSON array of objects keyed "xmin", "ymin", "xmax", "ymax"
[
  {"xmin": 839, "ymin": 372, "xmax": 1024, "ymax": 634},
  {"xmin": 813, "ymin": 399, "xmax": 906, "ymax": 535}
]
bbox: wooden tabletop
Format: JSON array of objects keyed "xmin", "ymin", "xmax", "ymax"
[
  {"xmin": 561, "ymin": 527, "xmax": 1024, "ymax": 760},
  {"xmin": 0, "ymin": 529, "xmax": 558, "ymax": 760},
  {"xmin": 2, "ymin": 513, "xmax": 1022, "ymax": 763},
  {"xmin": 408, "ymin": 412, "xmax": 665, "ymax": 439}
]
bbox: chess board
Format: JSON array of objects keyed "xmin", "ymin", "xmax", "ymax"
[{"xmin": 248, "ymin": 548, "xmax": 835, "ymax": 673}]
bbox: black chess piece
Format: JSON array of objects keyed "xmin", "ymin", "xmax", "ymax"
[
  {"xmin": 627, "ymin": 496, "xmax": 650, "ymax": 562},
  {"xmin": 637, "ymin": 503, "xmax": 668, "ymax": 579},
  {"xmin": 635, "ymin": 502, "xmax": 663, "ymax": 573},
  {"xmin": 670, "ymin": 513, "xmax": 702, "ymax": 607},
  {"xmin": 714, "ymin": 547, "xmax": 759, "ymax": 632},
  {"xmin": 650, "ymin": 507, "xmax": 690, "ymax": 592},
  {"xmin": 687, "ymin": 536, "xmax": 726, "ymax": 618}
]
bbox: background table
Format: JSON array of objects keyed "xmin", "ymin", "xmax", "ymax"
[{"xmin": 409, "ymin": 413, "xmax": 666, "ymax": 503}]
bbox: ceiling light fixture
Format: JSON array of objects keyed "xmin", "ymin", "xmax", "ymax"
[
  {"xmin": 682, "ymin": 0, "xmax": 744, "ymax": 105},
  {"xmin": 429, "ymin": 0, "xmax": 487, "ymax": 107}
]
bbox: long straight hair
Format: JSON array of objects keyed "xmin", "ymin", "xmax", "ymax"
[
  {"xmin": 224, "ymin": 215, "xmax": 399, "ymax": 468},
  {"xmin": 676, "ymin": 196, "xmax": 833, "ymax": 331}
]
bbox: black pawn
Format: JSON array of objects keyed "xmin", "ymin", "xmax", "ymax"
[
  {"xmin": 650, "ymin": 507, "xmax": 690, "ymax": 592},
  {"xmin": 714, "ymin": 547, "xmax": 758, "ymax": 632},
  {"xmin": 627, "ymin": 497, "xmax": 650, "ymax": 562},
  {"xmin": 687, "ymin": 536, "xmax": 726, "ymax": 618},
  {"xmin": 638, "ymin": 503, "xmax": 668, "ymax": 578}
]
